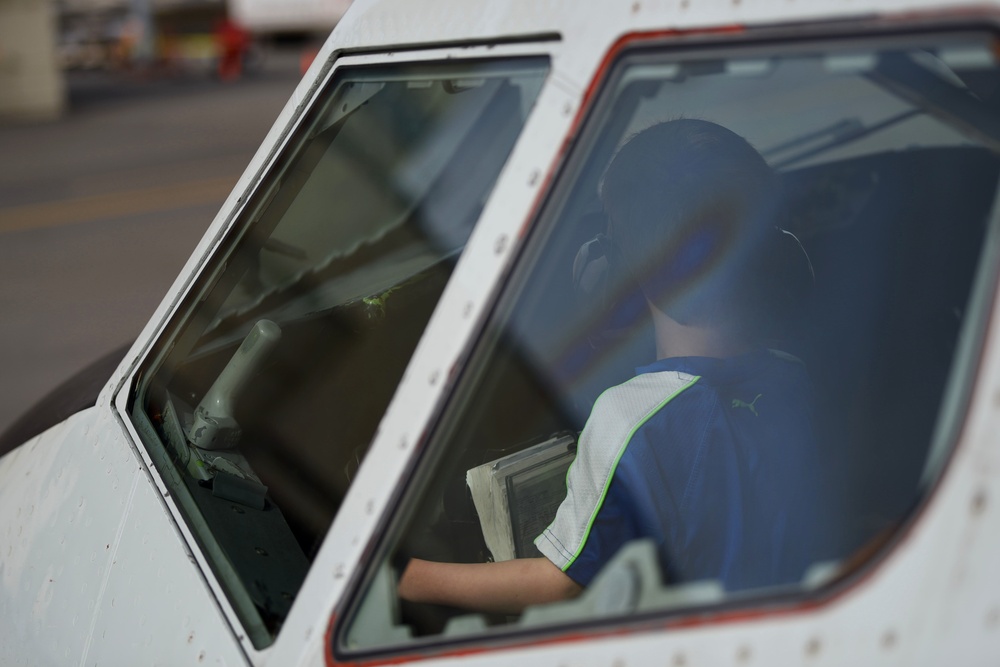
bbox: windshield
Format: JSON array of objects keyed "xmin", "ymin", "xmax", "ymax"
[
  {"xmin": 129, "ymin": 57, "xmax": 548, "ymax": 647},
  {"xmin": 337, "ymin": 32, "xmax": 1000, "ymax": 658}
]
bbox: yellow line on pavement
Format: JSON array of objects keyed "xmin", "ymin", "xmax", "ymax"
[{"xmin": 0, "ymin": 176, "xmax": 240, "ymax": 233}]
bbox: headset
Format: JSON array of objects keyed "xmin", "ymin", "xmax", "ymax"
[{"xmin": 571, "ymin": 226, "xmax": 815, "ymax": 341}]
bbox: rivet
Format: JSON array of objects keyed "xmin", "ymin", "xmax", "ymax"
[
  {"xmin": 462, "ymin": 301, "xmax": 474, "ymax": 318},
  {"xmin": 494, "ymin": 235, "xmax": 508, "ymax": 254},
  {"xmin": 231, "ymin": 505, "xmax": 245, "ymax": 514},
  {"xmin": 986, "ymin": 607, "xmax": 1000, "ymax": 628},
  {"xmin": 805, "ymin": 637, "xmax": 821, "ymax": 656},
  {"xmin": 429, "ymin": 370, "xmax": 440, "ymax": 385},
  {"xmin": 528, "ymin": 171, "xmax": 540, "ymax": 186},
  {"xmin": 366, "ymin": 499, "xmax": 375, "ymax": 514},
  {"xmin": 399, "ymin": 436, "xmax": 408, "ymax": 450},
  {"xmin": 631, "ymin": 1, "xmax": 640, "ymax": 12},
  {"xmin": 672, "ymin": 652, "xmax": 686, "ymax": 666},
  {"xmin": 882, "ymin": 629, "xmax": 897, "ymax": 649},
  {"xmin": 255, "ymin": 547, "xmax": 268, "ymax": 557},
  {"xmin": 737, "ymin": 644, "xmax": 752, "ymax": 662},
  {"xmin": 972, "ymin": 489, "xmax": 988, "ymax": 515},
  {"xmin": 333, "ymin": 564, "xmax": 345, "ymax": 579},
  {"xmin": 563, "ymin": 102, "xmax": 573, "ymax": 116}
]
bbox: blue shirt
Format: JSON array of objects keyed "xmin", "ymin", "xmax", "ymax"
[{"xmin": 536, "ymin": 349, "xmax": 826, "ymax": 591}]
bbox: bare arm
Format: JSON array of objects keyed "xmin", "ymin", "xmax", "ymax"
[{"xmin": 398, "ymin": 557, "xmax": 583, "ymax": 615}]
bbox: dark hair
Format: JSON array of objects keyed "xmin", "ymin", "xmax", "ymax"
[{"xmin": 600, "ymin": 119, "xmax": 788, "ymax": 339}]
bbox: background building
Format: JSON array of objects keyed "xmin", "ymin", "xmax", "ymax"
[
  {"xmin": 0, "ymin": 0, "xmax": 65, "ymax": 120},
  {"xmin": 0, "ymin": 0, "xmax": 350, "ymax": 121}
]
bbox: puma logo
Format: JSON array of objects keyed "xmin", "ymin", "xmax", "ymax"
[{"xmin": 732, "ymin": 393, "xmax": 763, "ymax": 417}]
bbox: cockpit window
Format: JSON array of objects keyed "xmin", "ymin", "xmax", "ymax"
[
  {"xmin": 128, "ymin": 57, "xmax": 548, "ymax": 648},
  {"xmin": 337, "ymin": 32, "xmax": 1000, "ymax": 658}
]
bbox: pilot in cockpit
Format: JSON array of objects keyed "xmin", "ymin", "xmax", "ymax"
[{"xmin": 398, "ymin": 119, "xmax": 826, "ymax": 614}]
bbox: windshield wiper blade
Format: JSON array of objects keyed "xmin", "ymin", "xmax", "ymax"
[
  {"xmin": 772, "ymin": 109, "xmax": 921, "ymax": 169},
  {"xmin": 762, "ymin": 119, "xmax": 864, "ymax": 159}
]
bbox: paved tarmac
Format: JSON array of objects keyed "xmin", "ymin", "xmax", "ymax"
[{"xmin": 0, "ymin": 54, "xmax": 303, "ymax": 438}]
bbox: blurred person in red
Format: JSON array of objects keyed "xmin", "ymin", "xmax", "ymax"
[{"xmin": 214, "ymin": 16, "xmax": 250, "ymax": 81}]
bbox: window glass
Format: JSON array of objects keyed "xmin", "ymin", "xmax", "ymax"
[
  {"xmin": 338, "ymin": 33, "xmax": 1000, "ymax": 655},
  {"xmin": 129, "ymin": 57, "xmax": 548, "ymax": 647}
]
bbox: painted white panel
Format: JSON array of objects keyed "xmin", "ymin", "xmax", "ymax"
[
  {"xmin": 0, "ymin": 409, "xmax": 246, "ymax": 666},
  {"xmin": 0, "ymin": 411, "xmax": 128, "ymax": 665},
  {"xmin": 82, "ymin": 462, "xmax": 246, "ymax": 666}
]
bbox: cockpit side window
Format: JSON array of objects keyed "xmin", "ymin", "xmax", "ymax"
[
  {"xmin": 128, "ymin": 57, "xmax": 548, "ymax": 648},
  {"xmin": 336, "ymin": 32, "xmax": 1000, "ymax": 659}
]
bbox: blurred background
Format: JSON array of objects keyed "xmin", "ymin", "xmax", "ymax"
[{"xmin": 0, "ymin": 0, "xmax": 351, "ymax": 436}]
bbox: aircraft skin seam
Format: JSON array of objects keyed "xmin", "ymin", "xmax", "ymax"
[{"xmin": 78, "ymin": 471, "xmax": 140, "ymax": 667}]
